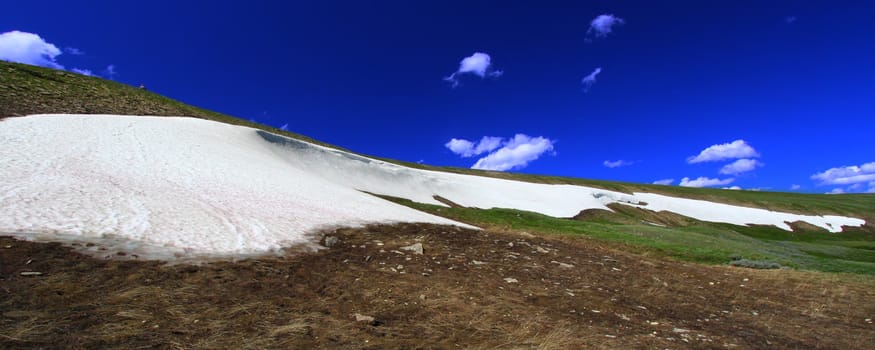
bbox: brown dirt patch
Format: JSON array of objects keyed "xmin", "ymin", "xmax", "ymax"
[
  {"xmin": 2, "ymin": 224, "xmax": 874, "ymax": 349},
  {"xmin": 573, "ymin": 204, "xmax": 702, "ymax": 228}
]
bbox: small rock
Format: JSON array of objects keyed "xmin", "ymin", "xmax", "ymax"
[
  {"xmin": 503, "ymin": 277, "xmax": 519, "ymax": 283},
  {"xmin": 419, "ymin": 294, "xmax": 427, "ymax": 300},
  {"xmin": 550, "ymin": 260, "xmax": 574, "ymax": 268},
  {"xmin": 535, "ymin": 246, "xmax": 550, "ymax": 254},
  {"xmin": 354, "ymin": 313, "xmax": 375, "ymax": 323},
  {"xmin": 20, "ymin": 271, "xmax": 42, "ymax": 276},
  {"xmin": 472, "ymin": 260, "xmax": 487, "ymax": 265},
  {"xmin": 673, "ymin": 328, "xmax": 690, "ymax": 333},
  {"xmin": 396, "ymin": 264, "xmax": 404, "ymax": 270},
  {"xmin": 400, "ymin": 243, "xmax": 423, "ymax": 255},
  {"xmin": 323, "ymin": 236, "xmax": 339, "ymax": 248}
]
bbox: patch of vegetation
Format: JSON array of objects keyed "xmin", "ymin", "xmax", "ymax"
[
  {"xmin": 729, "ymin": 258, "xmax": 782, "ymax": 269},
  {"xmin": 0, "ymin": 61, "xmax": 343, "ymax": 150},
  {"xmin": 378, "ymin": 195, "xmax": 875, "ymax": 275}
]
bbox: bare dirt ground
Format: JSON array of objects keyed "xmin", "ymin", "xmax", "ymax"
[{"xmin": 2, "ymin": 223, "xmax": 873, "ymax": 349}]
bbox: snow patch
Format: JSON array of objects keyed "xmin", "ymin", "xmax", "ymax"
[{"xmin": 0, "ymin": 115, "xmax": 866, "ymax": 259}]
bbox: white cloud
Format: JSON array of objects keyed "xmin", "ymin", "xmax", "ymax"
[
  {"xmin": 458, "ymin": 134, "xmax": 555, "ymax": 171},
  {"xmin": 810, "ymin": 162, "xmax": 875, "ymax": 190},
  {"xmin": 581, "ymin": 67, "xmax": 602, "ymax": 93},
  {"xmin": 722, "ymin": 186, "xmax": 742, "ymax": 190},
  {"xmin": 791, "ymin": 184, "xmax": 801, "ymax": 190},
  {"xmin": 826, "ymin": 188, "xmax": 845, "ymax": 194},
  {"xmin": 785, "ymin": 16, "xmax": 798, "ymax": 24},
  {"xmin": 0, "ymin": 30, "xmax": 64, "ymax": 69},
  {"xmin": 603, "ymin": 159, "xmax": 634, "ymax": 168},
  {"xmin": 679, "ymin": 176, "xmax": 735, "ymax": 188},
  {"xmin": 444, "ymin": 52, "xmax": 503, "ymax": 88},
  {"xmin": 446, "ymin": 138, "xmax": 475, "ymax": 156},
  {"xmin": 445, "ymin": 136, "xmax": 503, "ymax": 158},
  {"xmin": 652, "ymin": 178, "xmax": 674, "ymax": 185},
  {"xmin": 719, "ymin": 158, "xmax": 763, "ymax": 175},
  {"xmin": 587, "ymin": 14, "xmax": 625, "ymax": 38},
  {"xmin": 869, "ymin": 182, "xmax": 875, "ymax": 193},
  {"xmin": 71, "ymin": 68, "xmax": 93, "ymax": 76},
  {"xmin": 687, "ymin": 139, "xmax": 760, "ymax": 163},
  {"xmin": 279, "ymin": 123, "xmax": 289, "ymax": 131}
]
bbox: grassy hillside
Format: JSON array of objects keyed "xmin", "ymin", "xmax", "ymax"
[{"xmin": 3, "ymin": 60, "xmax": 874, "ymax": 274}]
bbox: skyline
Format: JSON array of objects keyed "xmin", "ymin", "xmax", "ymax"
[{"xmin": 2, "ymin": 1, "xmax": 873, "ymax": 193}]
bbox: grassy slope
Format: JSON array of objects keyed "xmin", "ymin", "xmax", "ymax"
[
  {"xmin": 3, "ymin": 60, "xmax": 874, "ymax": 274},
  {"xmin": 380, "ymin": 196, "xmax": 875, "ymax": 275}
]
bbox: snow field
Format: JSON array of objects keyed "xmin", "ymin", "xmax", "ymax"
[{"xmin": 0, "ymin": 115, "xmax": 866, "ymax": 258}]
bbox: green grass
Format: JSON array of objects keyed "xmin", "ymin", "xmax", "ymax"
[
  {"xmin": 4, "ymin": 60, "xmax": 875, "ymax": 274},
  {"xmin": 379, "ymin": 195, "xmax": 875, "ymax": 275}
]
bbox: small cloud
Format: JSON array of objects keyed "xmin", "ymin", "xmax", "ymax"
[
  {"xmin": 826, "ymin": 188, "xmax": 845, "ymax": 194},
  {"xmin": 279, "ymin": 123, "xmax": 289, "ymax": 131},
  {"xmin": 791, "ymin": 184, "xmax": 801, "ymax": 190},
  {"xmin": 587, "ymin": 14, "xmax": 625, "ymax": 39},
  {"xmin": 581, "ymin": 67, "xmax": 602, "ymax": 93},
  {"xmin": 719, "ymin": 158, "xmax": 764, "ymax": 175},
  {"xmin": 448, "ymin": 134, "xmax": 555, "ymax": 171},
  {"xmin": 679, "ymin": 176, "xmax": 735, "ymax": 188},
  {"xmin": 64, "ymin": 47, "xmax": 84, "ymax": 55},
  {"xmin": 444, "ymin": 52, "xmax": 503, "ymax": 88},
  {"xmin": 687, "ymin": 139, "xmax": 760, "ymax": 163},
  {"xmin": 722, "ymin": 186, "xmax": 742, "ymax": 190},
  {"xmin": 445, "ymin": 136, "xmax": 503, "ymax": 158},
  {"xmin": 603, "ymin": 159, "xmax": 634, "ymax": 168},
  {"xmin": 785, "ymin": 16, "xmax": 798, "ymax": 24},
  {"xmin": 446, "ymin": 139, "xmax": 475, "ymax": 156},
  {"xmin": 652, "ymin": 178, "xmax": 674, "ymax": 186},
  {"xmin": 810, "ymin": 162, "xmax": 875, "ymax": 194},
  {"xmin": 71, "ymin": 68, "xmax": 93, "ymax": 76},
  {"xmin": 103, "ymin": 64, "xmax": 117, "ymax": 80},
  {"xmin": 0, "ymin": 30, "xmax": 64, "ymax": 69}
]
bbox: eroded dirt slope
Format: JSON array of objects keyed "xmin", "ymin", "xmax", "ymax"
[{"xmin": 2, "ymin": 224, "xmax": 873, "ymax": 349}]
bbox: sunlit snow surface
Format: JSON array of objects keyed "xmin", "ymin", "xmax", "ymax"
[{"xmin": 0, "ymin": 115, "xmax": 866, "ymax": 258}]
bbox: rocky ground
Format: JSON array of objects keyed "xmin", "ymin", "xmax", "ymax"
[{"xmin": 2, "ymin": 223, "xmax": 874, "ymax": 349}]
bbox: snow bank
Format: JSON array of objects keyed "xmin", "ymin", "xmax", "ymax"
[
  {"xmin": 0, "ymin": 115, "xmax": 470, "ymax": 258},
  {"xmin": 0, "ymin": 115, "xmax": 866, "ymax": 259},
  {"xmin": 253, "ymin": 129, "xmax": 865, "ymax": 233}
]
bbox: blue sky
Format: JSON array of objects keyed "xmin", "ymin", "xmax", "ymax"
[{"xmin": 2, "ymin": 1, "xmax": 874, "ymax": 193}]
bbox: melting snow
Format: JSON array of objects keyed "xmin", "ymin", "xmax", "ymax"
[{"xmin": 0, "ymin": 115, "xmax": 866, "ymax": 258}]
